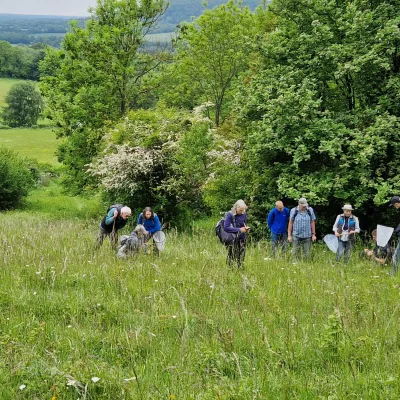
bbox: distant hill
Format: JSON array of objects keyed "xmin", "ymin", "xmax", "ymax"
[
  {"xmin": 0, "ymin": 0, "xmax": 263, "ymax": 46},
  {"xmin": 157, "ymin": 0, "xmax": 262, "ymax": 32}
]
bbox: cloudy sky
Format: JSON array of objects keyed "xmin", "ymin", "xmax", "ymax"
[{"xmin": 2, "ymin": 0, "xmax": 97, "ymax": 16}]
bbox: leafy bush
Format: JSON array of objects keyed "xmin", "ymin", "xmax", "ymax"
[{"xmin": 0, "ymin": 148, "xmax": 38, "ymax": 210}]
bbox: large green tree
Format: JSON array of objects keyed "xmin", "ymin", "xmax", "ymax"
[
  {"xmin": 163, "ymin": 0, "xmax": 255, "ymax": 126},
  {"xmin": 40, "ymin": 0, "xmax": 168, "ymax": 192},
  {"xmin": 234, "ymin": 0, "xmax": 400, "ymax": 229}
]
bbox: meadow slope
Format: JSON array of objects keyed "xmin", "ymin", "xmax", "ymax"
[{"xmin": 0, "ymin": 198, "xmax": 400, "ymax": 398}]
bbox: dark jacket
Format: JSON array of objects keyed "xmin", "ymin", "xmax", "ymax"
[
  {"xmin": 224, "ymin": 211, "xmax": 247, "ymax": 240},
  {"xmin": 100, "ymin": 207, "xmax": 128, "ymax": 233}
]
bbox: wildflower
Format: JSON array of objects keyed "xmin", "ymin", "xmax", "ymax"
[
  {"xmin": 169, "ymin": 395, "xmax": 176, "ymax": 400},
  {"xmin": 33, "ymin": 292, "xmax": 37, "ymax": 295},
  {"xmin": 19, "ymin": 384, "xmax": 26, "ymax": 390},
  {"xmin": 91, "ymin": 377, "xmax": 100, "ymax": 383},
  {"xmin": 67, "ymin": 325, "xmax": 72, "ymax": 328},
  {"xmin": 36, "ymin": 271, "xmax": 41, "ymax": 275},
  {"xmin": 172, "ymin": 315, "xmax": 177, "ymax": 319}
]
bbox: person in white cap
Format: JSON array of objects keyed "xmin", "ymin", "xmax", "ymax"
[
  {"xmin": 332, "ymin": 204, "xmax": 360, "ymax": 263},
  {"xmin": 288, "ymin": 197, "xmax": 317, "ymax": 260}
]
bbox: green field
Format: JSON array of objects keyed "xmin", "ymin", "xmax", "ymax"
[
  {"xmin": 0, "ymin": 77, "xmax": 30, "ymax": 107},
  {"xmin": 0, "ymin": 128, "xmax": 58, "ymax": 165},
  {"xmin": 0, "ymin": 180, "xmax": 400, "ymax": 398}
]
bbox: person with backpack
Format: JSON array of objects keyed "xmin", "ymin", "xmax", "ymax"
[
  {"xmin": 96, "ymin": 205, "xmax": 132, "ymax": 248},
  {"xmin": 137, "ymin": 207, "xmax": 162, "ymax": 255},
  {"xmin": 267, "ymin": 200, "xmax": 290, "ymax": 256},
  {"xmin": 333, "ymin": 204, "xmax": 360, "ymax": 263},
  {"xmin": 223, "ymin": 199, "xmax": 250, "ymax": 268},
  {"xmin": 288, "ymin": 198, "xmax": 316, "ymax": 260}
]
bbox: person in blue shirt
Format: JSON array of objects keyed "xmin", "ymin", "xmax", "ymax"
[
  {"xmin": 137, "ymin": 207, "xmax": 162, "ymax": 254},
  {"xmin": 267, "ymin": 200, "xmax": 290, "ymax": 256}
]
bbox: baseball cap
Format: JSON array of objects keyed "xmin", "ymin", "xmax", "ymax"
[
  {"xmin": 390, "ymin": 196, "xmax": 400, "ymax": 206},
  {"xmin": 298, "ymin": 197, "xmax": 308, "ymax": 205}
]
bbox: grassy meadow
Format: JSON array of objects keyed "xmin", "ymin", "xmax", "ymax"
[{"xmin": 1, "ymin": 181, "xmax": 400, "ymax": 398}]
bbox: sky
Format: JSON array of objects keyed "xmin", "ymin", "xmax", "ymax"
[{"xmin": 1, "ymin": 0, "xmax": 97, "ymax": 16}]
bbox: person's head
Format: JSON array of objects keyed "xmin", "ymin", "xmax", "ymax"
[
  {"xmin": 120, "ymin": 206, "xmax": 132, "ymax": 220},
  {"xmin": 298, "ymin": 197, "xmax": 308, "ymax": 211},
  {"xmin": 275, "ymin": 200, "xmax": 284, "ymax": 212},
  {"xmin": 342, "ymin": 204, "xmax": 353, "ymax": 217},
  {"xmin": 133, "ymin": 224, "xmax": 147, "ymax": 236},
  {"xmin": 372, "ymin": 229, "xmax": 377, "ymax": 242},
  {"xmin": 142, "ymin": 207, "xmax": 154, "ymax": 220},
  {"xmin": 232, "ymin": 199, "xmax": 248, "ymax": 215},
  {"xmin": 390, "ymin": 196, "xmax": 400, "ymax": 209}
]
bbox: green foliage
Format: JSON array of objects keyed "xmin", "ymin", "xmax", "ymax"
[
  {"xmin": 88, "ymin": 106, "xmax": 213, "ymax": 226},
  {"xmin": 0, "ymin": 148, "xmax": 37, "ymax": 210},
  {"xmin": 1, "ymin": 81, "xmax": 43, "ymax": 127},
  {"xmin": 0, "ymin": 41, "xmax": 46, "ymax": 80},
  {"xmin": 40, "ymin": 0, "xmax": 169, "ymax": 191},
  {"xmin": 162, "ymin": 0, "xmax": 255, "ymax": 125},
  {"xmin": 233, "ymin": 0, "xmax": 400, "ymax": 229}
]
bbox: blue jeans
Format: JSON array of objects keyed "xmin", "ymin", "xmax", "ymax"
[
  {"xmin": 292, "ymin": 236, "xmax": 311, "ymax": 260},
  {"xmin": 271, "ymin": 232, "xmax": 287, "ymax": 256},
  {"xmin": 336, "ymin": 239, "xmax": 353, "ymax": 263},
  {"xmin": 392, "ymin": 241, "xmax": 400, "ymax": 275}
]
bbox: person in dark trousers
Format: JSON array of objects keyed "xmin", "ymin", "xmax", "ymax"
[
  {"xmin": 390, "ymin": 196, "xmax": 400, "ymax": 274},
  {"xmin": 267, "ymin": 200, "xmax": 290, "ymax": 256},
  {"xmin": 332, "ymin": 204, "xmax": 360, "ymax": 263},
  {"xmin": 138, "ymin": 207, "xmax": 162, "ymax": 255},
  {"xmin": 96, "ymin": 206, "xmax": 132, "ymax": 248},
  {"xmin": 288, "ymin": 198, "xmax": 317, "ymax": 260},
  {"xmin": 223, "ymin": 199, "xmax": 250, "ymax": 268},
  {"xmin": 362, "ymin": 229, "xmax": 392, "ymax": 265}
]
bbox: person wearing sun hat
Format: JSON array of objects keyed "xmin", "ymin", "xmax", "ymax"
[
  {"xmin": 332, "ymin": 204, "xmax": 360, "ymax": 263},
  {"xmin": 389, "ymin": 196, "xmax": 400, "ymax": 274}
]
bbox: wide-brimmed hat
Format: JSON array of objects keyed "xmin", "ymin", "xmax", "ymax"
[{"xmin": 342, "ymin": 204, "xmax": 353, "ymax": 211}]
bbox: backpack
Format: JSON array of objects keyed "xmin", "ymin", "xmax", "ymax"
[
  {"xmin": 107, "ymin": 204, "xmax": 124, "ymax": 214},
  {"xmin": 215, "ymin": 212, "xmax": 238, "ymax": 245},
  {"xmin": 293, "ymin": 207, "xmax": 312, "ymax": 220}
]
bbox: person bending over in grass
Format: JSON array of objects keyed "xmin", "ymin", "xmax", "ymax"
[
  {"xmin": 138, "ymin": 207, "xmax": 162, "ymax": 255},
  {"xmin": 117, "ymin": 224, "xmax": 147, "ymax": 259},
  {"xmin": 96, "ymin": 205, "xmax": 132, "ymax": 248},
  {"xmin": 362, "ymin": 229, "xmax": 392, "ymax": 265},
  {"xmin": 224, "ymin": 199, "xmax": 250, "ymax": 268}
]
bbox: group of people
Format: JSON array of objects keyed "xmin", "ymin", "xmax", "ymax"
[
  {"xmin": 96, "ymin": 205, "xmax": 162, "ymax": 257},
  {"xmin": 95, "ymin": 196, "xmax": 400, "ymax": 272},
  {"xmin": 222, "ymin": 196, "xmax": 400, "ymax": 271}
]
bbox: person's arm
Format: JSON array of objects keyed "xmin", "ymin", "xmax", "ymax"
[
  {"xmin": 223, "ymin": 212, "xmax": 241, "ymax": 233},
  {"xmin": 138, "ymin": 213, "xmax": 143, "ymax": 225},
  {"xmin": 288, "ymin": 210, "xmax": 294, "ymax": 242},
  {"xmin": 267, "ymin": 210, "xmax": 274, "ymax": 230},
  {"xmin": 332, "ymin": 215, "xmax": 340, "ymax": 236},
  {"xmin": 105, "ymin": 208, "xmax": 117, "ymax": 225},
  {"xmin": 148, "ymin": 215, "xmax": 161, "ymax": 234},
  {"xmin": 310, "ymin": 208, "xmax": 317, "ymax": 241},
  {"xmin": 353, "ymin": 216, "xmax": 360, "ymax": 234}
]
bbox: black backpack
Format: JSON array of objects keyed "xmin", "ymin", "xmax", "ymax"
[
  {"xmin": 215, "ymin": 212, "xmax": 238, "ymax": 245},
  {"xmin": 107, "ymin": 204, "xmax": 125, "ymax": 214},
  {"xmin": 293, "ymin": 207, "xmax": 312, "ymax": 220}
]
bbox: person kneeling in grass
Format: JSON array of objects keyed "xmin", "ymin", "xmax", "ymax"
[
  {"xmin": 362, "ymin": 229, "xmax": 392, "ymax": 265},
  {"xmin": 117, "ymin": 225, "xmax": 147, "ymax": 259}
]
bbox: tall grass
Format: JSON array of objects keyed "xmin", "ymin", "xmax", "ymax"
[{"xmin": 1, "ymin": 195, "xmax": 400, "ymax": 398}]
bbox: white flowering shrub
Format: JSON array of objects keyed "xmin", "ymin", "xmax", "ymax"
[{"xmin": 87, "ymin": 105, "xmax": 215, "ymax": 225}]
